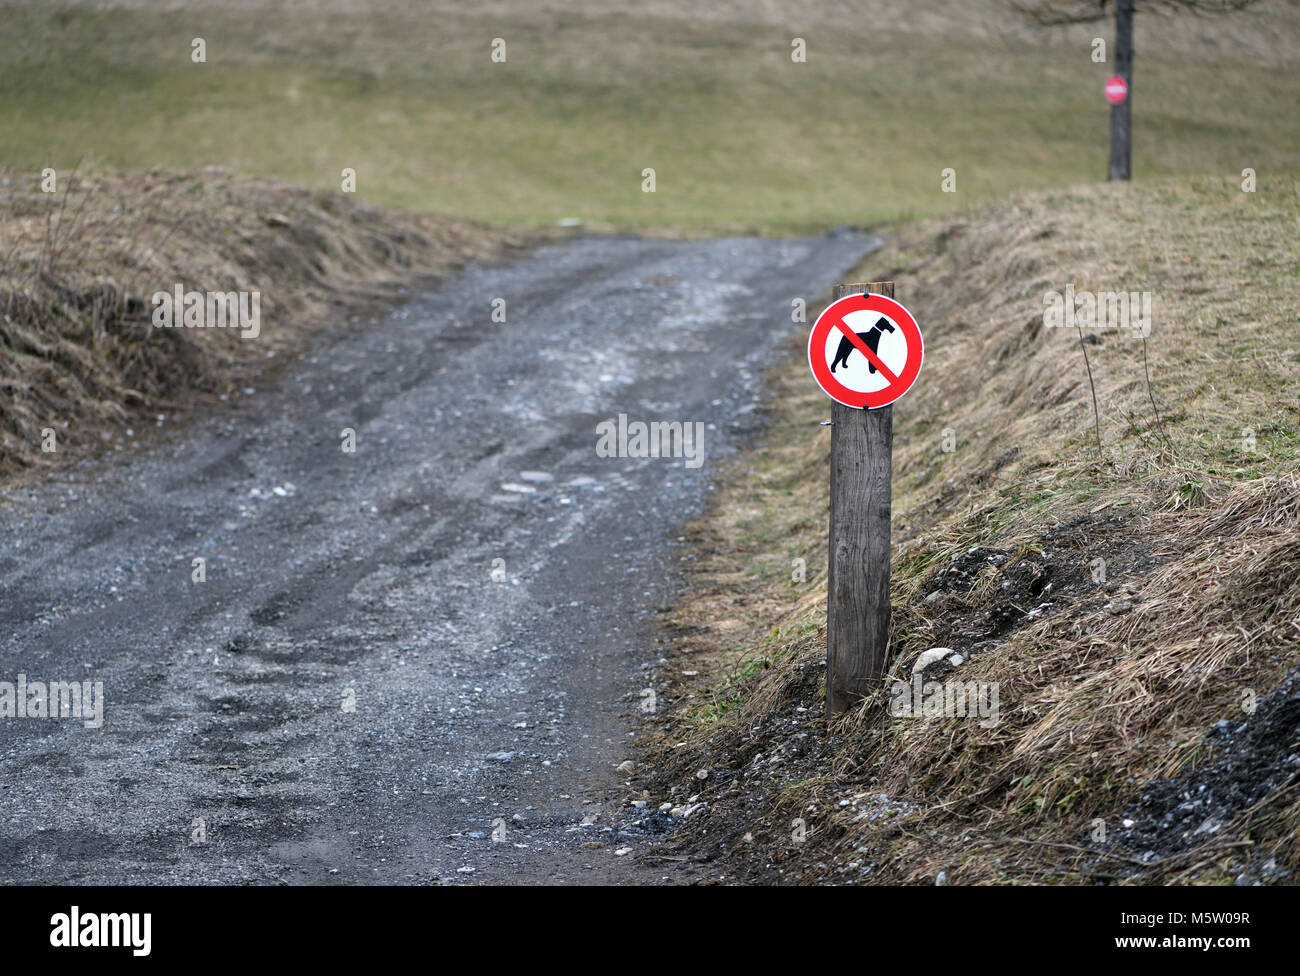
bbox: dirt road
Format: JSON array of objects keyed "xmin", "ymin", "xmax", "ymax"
[{"xmin": 0, "ymin": 233, "xmax": 878, "ymax": 884}]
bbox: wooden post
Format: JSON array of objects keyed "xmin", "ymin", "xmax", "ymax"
[
  {"xmin": 1108, "ymin": 0, "xmax": 1133, "ymax": 182},
  {"xmin": 826, "ymin": 281, "xmax": 893, "ymax": 716}
]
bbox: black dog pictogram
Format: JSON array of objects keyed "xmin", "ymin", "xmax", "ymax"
[{"xmin": 829, "ymin": 316, "xmax": 895, "ymax": 373}]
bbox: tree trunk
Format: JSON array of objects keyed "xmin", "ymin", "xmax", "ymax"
[{"xmin": 1109, "ymin": 0, "xmax": 1134, "ymax": 181}]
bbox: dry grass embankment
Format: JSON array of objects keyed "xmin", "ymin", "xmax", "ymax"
[
  {"xmin": 0, "ymin": 167, "xmax": 523, "ymax": 480},
  {"xmin": 639, "ymin": 174, "xmax": 1300, "ymax": 885}
]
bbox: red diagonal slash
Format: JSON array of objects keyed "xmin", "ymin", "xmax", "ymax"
[{"xmin": 832, "ymin": 316, "xmax": 899, "ymax": 385}]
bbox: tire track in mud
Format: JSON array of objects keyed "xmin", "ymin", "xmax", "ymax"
[{"xmin": 0, "ymin": 233, "xmax": 880, "ymax": 884}]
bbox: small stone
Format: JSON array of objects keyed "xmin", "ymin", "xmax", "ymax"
[
  {"xmin": 1106, "ymin": 599, "xmax": 1133, "ymax": 615},
  {"xmin": 913, "ymin": 648, "xmax": 957, "ymax": 673},
  {"xmin": 614, "ymin": 847, "xmax": 633, "ymax": 857}
]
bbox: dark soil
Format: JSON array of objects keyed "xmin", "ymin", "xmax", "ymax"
[
  {"xmin": 914, "ymin": 510, "xmax": 1166, "ymax": 670},
  {"xmin": 1105, "ymin": 666, "xmax": 1300, "ymax": 884},
  {"xmin": 637, "ymin": 508, "xmax": 1186, "ymax": 884}
]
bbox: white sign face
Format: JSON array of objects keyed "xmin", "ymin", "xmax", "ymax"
[{"xmin": 819, "ymin": 308, "xmax": 910, "ymax": 396}]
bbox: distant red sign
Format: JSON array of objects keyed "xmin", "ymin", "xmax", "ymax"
[{"xmin": 1105, "ymin": 75, "xmax": 1128, "ymax": 105}]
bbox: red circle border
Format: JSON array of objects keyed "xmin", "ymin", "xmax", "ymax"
[{"xmin": 807, "ymin": 293, "xmax": 924, "ymax": 410}]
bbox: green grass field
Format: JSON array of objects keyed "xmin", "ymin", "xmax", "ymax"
[{"xmin": 3, "ymin": 3, "xmax": 1300, "ymax": 233}]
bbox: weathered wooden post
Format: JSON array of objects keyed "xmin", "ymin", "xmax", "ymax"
[
  {"xmin": 1108, "ymin": 0, "xmax": 1134, "ymax": 182},
  {"xmin": 825, "ymin": 281, "xmax": 894, "ymax": 715}
]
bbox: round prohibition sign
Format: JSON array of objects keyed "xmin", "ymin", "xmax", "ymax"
[
  {"xmin": 807, "ymin": 293, "xmax": 923, "ymax": 409},
  {"xmin": 1105, "ymin": 75, "xmax": 1128, "ymax": 105}
]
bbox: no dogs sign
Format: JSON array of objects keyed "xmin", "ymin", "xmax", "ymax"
[{"xmin": 808, "ymin": 293, "xmax": 923, "ymax": 409}]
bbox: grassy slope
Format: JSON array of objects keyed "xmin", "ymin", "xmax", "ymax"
[
  {"xmin": 2, "ymin": 3, "xmax": 1299, "ymax": 233},
  {"xmin": 3, "ymin": 0, "xmax": 1298, "ymax": 476},
  {"xmin": 640, "ymin": 175, "xmax": 1300, "ymax": 884}
]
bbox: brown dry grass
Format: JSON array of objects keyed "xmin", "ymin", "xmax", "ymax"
[
  {"xmin": 0, "ymin": 166, "xmax": 524, "ymax": 480},
  {"xmin": 641, "ymin": 174, "xmax": 1300, "ymax": 884}
]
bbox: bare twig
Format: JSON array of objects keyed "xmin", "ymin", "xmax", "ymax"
[
  {"xmin": 1141, "ymin": 335, "xmax": 1175, "ymax": 454},
  {"xmin": 1075, "ymin": 323, "xmax": 1104, "ymax": 458}
]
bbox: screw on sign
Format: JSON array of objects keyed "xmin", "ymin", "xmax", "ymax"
[
  {"xmin": 1105, "ymin": 75, "xmax": 1128, "ymax": 105},
  {"xmin": 810, "ymin": 283, "xmax": 923, "ymax": 715}
]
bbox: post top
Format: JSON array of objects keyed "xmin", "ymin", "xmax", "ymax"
[{"xmin": 832, "ymin": 281, "xmax": 894, "ymax": 299}]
